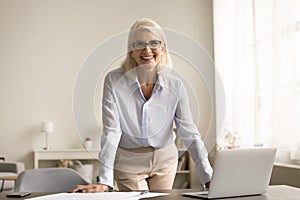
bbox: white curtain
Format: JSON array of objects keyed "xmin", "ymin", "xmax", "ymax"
[{"xmin": 213, "ymin": 0, "xmax": 300, "ymax": 162}]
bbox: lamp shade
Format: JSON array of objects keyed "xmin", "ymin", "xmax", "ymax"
[{"xmin": 41, "ymin": 121, "xmax": 54, "ymax": 133}]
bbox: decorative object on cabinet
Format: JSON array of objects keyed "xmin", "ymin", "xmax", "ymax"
[
  {"xmin": 84, "ymin": 137, "xmax": 93, "ymax": 150},
  {"xmin": 40, "ymin": 121, "xmax": 54, "ymax": 150}
]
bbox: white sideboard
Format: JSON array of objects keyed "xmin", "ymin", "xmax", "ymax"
[{"xmin": 33, "ymin": 149, "xmax": 99, "ymax": 169}]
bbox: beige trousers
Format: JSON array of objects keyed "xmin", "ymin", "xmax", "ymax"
[{"xmin": 114, "ymin": 143, "xmax": 178, "ymax": 191}]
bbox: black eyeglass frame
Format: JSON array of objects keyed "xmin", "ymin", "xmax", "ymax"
[{"xmin": 132, "ymin": 40, "xmax": 163, "ymax": 50}]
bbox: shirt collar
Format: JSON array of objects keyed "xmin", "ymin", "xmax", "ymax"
[
  {"xmin": 125, "ymin": 70, "xmax": 138, "ymax": 86},
  {"xmin": 157, "ymin": 74, "xmax": 167, "ymax": 88},
  {"xmin": 126, "ymin": 69, "xmax": 166, "ymax": 90}
]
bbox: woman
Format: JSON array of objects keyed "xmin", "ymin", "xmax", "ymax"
[{"xmin": 71, "ymin": 18, "xmax": 212, "ymax": 192}]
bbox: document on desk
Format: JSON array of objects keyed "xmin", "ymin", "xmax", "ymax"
[{"xmin": 25, "ymin": 192, "xmax": 169, "ymax": 200}]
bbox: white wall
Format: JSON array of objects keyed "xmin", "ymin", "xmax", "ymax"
[{"xmin": 0, "ymin": 0, "xmax": 214, "ymax": 170}]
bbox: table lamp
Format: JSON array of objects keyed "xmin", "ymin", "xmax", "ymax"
[{"xmin": 40, "ymin": 121, "xmax": 54, "ymax": 150}]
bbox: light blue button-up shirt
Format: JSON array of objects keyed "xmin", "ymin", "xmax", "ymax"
[{"xmin": 98, "ymin": 68, "xmax": 212, "ymax": 187}]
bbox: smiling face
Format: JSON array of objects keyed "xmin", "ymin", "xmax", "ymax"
[{"xmin": 131, "ymin": 29, "xmax": 165, "ymax": 69}]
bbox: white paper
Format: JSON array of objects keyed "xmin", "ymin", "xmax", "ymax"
[{"xmin": 25, "ymin": 192, "xmax": 169, "ymax": 200}]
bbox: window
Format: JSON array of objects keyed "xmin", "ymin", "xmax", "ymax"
[{"xmin": 213, "ymin": 0, "xmax": 300, "ymax": 163}]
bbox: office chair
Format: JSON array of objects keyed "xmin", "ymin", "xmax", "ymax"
[
  {"xmin": 14, "ymin": 168, "xmax": 90, "ymax": 192},
  {"xmin": 0, "ymin": 158, "xmax": 25, "ymax": 192}
]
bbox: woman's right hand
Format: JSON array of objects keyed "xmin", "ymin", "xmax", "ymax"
[{"xmin": 70, "ymin": 184, "xmax": 109, "ymax": 193}]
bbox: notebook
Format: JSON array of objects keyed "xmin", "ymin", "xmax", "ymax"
[{"xmin": 182, "ymin": 147, "xmax": 276, "ymax": 199}]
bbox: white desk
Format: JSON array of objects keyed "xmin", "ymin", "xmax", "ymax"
[{"xmin": 33, "ymin": 149, "xmax": 99, "ymax": 169}]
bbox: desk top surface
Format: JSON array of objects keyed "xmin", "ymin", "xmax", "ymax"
[{"xmin": 1, "ymin": 185, "xmax": 299, "ymax": 200}]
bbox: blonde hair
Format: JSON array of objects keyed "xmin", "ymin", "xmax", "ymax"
[{"xmin": 121, "ymin": 18, "xmax": 172, "ymax": 75}]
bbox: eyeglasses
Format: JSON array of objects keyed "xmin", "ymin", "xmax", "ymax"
[{"xmin": 132, "ymin": 40, "xmax": 162, "ymax": 50}]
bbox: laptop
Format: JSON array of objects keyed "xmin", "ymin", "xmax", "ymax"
[{"xmin": 182, "ymin": 147, "xmax": 276, "ymax": 199}]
